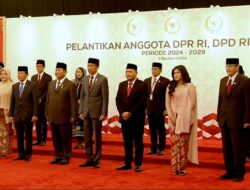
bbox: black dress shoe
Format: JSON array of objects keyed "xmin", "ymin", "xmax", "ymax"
[
  {"xmin": 39, "ymin": 141, "xmax": 46, "ymax": 146},
  {"xmin": 134, "ymin": 165, "xmax": 142, "ymax": 172},
  {"xmin": 219, "ymin": 173, "xmax": 235, "ymax": 180},
  {"xmin": 233, "ymin": 177, "xmax": 244, "ymax": 182},
  {"xmin": 116, "ymin": 164, "xmax": 132, "ymax": 170},
  {"xmin": 33, "ymin": 142, "xmax": 41, "ymax": 146},
  {"xmin": 13, "ymin": 156, "xmax": 25, "ymax": 161},
  {"xmin": 147, "ymin": 150, "xmax": 157, "ymax": 155},
  {"xmin": 79, "ymin": 161, "xmax": 94, "ymax": 167},
  {"xmin": 49, "ymin": 159, "xmax": 61, "ymax": 164},
  {"xmin": 58, "ymin": 159, "xmax": 69, "ymax": 165},
  {"xmin": 25, "ymin": 155, "xmax": 31, "ymax": 161},
  {"xmin": 93, "ymin": 162, "xmax": 101, "ymax": 168},
  {"xmin": 158, "ymin": 150, "xmax": 164, "ymax": 155}
]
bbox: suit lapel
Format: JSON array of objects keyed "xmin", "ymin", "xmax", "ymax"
[
  {"xmin": 229, "ymin": 74, "xmax": 241, "ymax": 96},
  {"xmin": 20, "ymin": 81, "xmax": 30, "ymax": 98},
  {"xmin": 127, "ymin": 79, "xmax": 138, "ymax": 98},
  {"xmin": 89, "ymin": 74, "xmax": 99, "ymax": 94}
]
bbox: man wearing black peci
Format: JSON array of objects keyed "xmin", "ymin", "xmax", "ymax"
[
  {"xmin": 217, "ymin": 58, "xmax": 250, "ymax": 182},
  {"xmin": 9, "ymin": 66, "xmax": 38, "ymax": 161},
  {"xmin": 144, "ymin": 62, "xmax": 170, "ymax": 155},
  {"xmin": 31, "ymin": 59, "xmax": 52, "ymax": 146},
  {"xmin": 116, "ymin": 63, "xmax": 148, "ymax": 172}
]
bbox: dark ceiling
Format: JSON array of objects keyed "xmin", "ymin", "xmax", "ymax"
[{"xmin": 0, "ymin": 0, "xmax": 249, "ymax": 18}]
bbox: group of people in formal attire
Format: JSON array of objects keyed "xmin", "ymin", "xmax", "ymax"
[{"xmin": 0, "ymin": 57, "xmax": 249, "ymax": 181}]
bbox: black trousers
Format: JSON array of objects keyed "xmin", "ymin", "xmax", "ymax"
[
  {"xmin": 35, "ymin": 111, "xmax": 47, "ymax": 143},
  {"xmin": 15, "ymin": 120, "xmax": 33, "ymax": 157},
  {"xmin": 51, "ymin": 122, "xmax": 72, "ymax": 160},
  {"xmin": 148, "ymin": 113, "xmax": 166, "ymax": 152},
  {"xmin": 221, "ymin": 122, "xmax": 247, "ymax": 178},
  {"xmin": 84, "ymin": 116, "xmax": 102, "ymax": 164},
  {"xmin": 246, "ymin": 129, "xmax": 250, "ymax": 157},
  {"xmin": 121, "ymin": 118, "xmax": 144, "ymax": 166}
]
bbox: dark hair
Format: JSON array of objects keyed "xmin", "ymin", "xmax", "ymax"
[
  {"xmin": 239, "ymin": 65, "xmax": 245, "ymax": 75},
  {"xmin": 168, "ymin": 65, "xmax": 191, "ymax": 96},
  {"xmin": 76, "ymin": 67, "xmax": 85, "ymax": 79}
]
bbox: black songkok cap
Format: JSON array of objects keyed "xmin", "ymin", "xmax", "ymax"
[
  {"xmin": 226, "ymin": 58, "xmax": 239, "ymax": 65},
  {"xmin": 56, "ymin": 62, "xmax": 67, "ymax": 70},
  {"xmin": 88, "ymin": 58, "xmax": 99, "ymax": 66},
  {"xmin": 126, "ymin": 63, "xmax": 137, "ymax": 71},
  {"xmin": 36, "ymin": 59, "xmax": 45, "ymax": 66},
  {"xmin": 152, "ymin": 62, "xmax": 162, "ymax": 69},
  {"xmin": 18, "ymin": 66, "xmax": 28, "ymax": 73}
]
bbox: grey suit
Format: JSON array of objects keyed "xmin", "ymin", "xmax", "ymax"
[{"xmin": 79, "ymin": 73, "xmax": 109, "ymax": 164}]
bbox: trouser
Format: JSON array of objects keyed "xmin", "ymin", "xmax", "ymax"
[
  {"xmin": 148, "ymin": 113, "xmax": 166, "ymax": 151},
  {"xmin": 84, "ymin": 116, "xmax": 102, "ymax": 164},
  {"xmin": 51, "ymin": 122, "xmax": 72, "ymax": 160},
  {"xmin": 15, "ymin": 120, "xmax": 33, "ymax": 157},
  {"xmin": 221, "ymin": 122, "xmax": 247, "ymax": 177}
]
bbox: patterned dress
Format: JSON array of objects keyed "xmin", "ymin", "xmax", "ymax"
[
  {"xmin": 166, "ymin": 83, "xmax": 198, "ymax": 174},
  {"xmin": 0, "ymin": 80, "xmax": 13, "ymax": 158}
]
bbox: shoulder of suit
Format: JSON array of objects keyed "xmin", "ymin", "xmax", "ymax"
[
  {"xmin": 31, "ymin": 74, "xmax": 37, "ymax": 79},
  {"xmin": 144, "ymin": 77, "xmax": 151, "ymax": 82},
  {"xmin": 44, "ymin": 72, "xmax": 52, "ymax": 78},
  {"xmin": 221, "ymin": 76, "xmax": 228, "ymax": 82},
  {"xmin": 97, "ymin": 73, "xmax": 107, "ymax": 79},
  {"xmin": 160, "ymin": 76, "xmax": 170, "ymax": 81}
]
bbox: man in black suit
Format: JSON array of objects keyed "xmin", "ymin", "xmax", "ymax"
[
  {"xmin": 9, "ymin": 66, "xmax": 38, "ymax": 161},
  {"xmin": 144, "ymin": 62, "xmax": 170, "ymax": 155},
  {"xmin": 116, "ymin": 63, "xmax": 148, "ymax": 172},
  {"xmin": 217, "ymin": 58, "xmax": 250, "ymax": 182},
  {"xmin": 31, "ymin": 59, "xmax": 52, "ymax": 146}
]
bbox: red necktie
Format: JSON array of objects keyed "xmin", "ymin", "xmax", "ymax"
[
  {"xmin": 227, "ymin": 79, "xmax": 232, "ymax": 95},
  {"xmin": 127, "ymin": 82, "xmax": 133, "ymax": 96}
]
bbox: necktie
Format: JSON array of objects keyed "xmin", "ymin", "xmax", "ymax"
[
  {"xmin": 38, "ymin": 74, "xmax": 41, "ymax": 81},
  {"xmin": 151, "ymin": 77, "xmax": 157, "ymax": 92},
  {"xmin": 19, "ymin": 82, "xmax": 24, "ymax": 97},
  {"xmin": 227, "ymin": 79, "xmax": 232, "ymax": 95},
  {"xmin": 88, "ymin": 76, "xmax": 94, "ymax": 91},
  {"xmin": 56, "ymin": 81, "xmax": 61, "ymax": 90},
  {"xmin": 127, "ymin": 82, "xmax": 133, "ymax": 96}
]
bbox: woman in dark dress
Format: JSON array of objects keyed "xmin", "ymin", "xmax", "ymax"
[{"xmin": 72, "ymin": 67, "xmax": 86, "ymax": 149}]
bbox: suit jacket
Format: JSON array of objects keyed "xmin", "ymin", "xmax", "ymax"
[
  {"xmin": 217, "ymin": 74, "xmax": 250, "ymax": 129},
  {"xmin": 31, "ymin": 72, "xmax": 52, "ymax": 112},
  {"xmin": 116, "ymin": 79, "xmax": 148, "ymax": 123},
  {"xmin": 79, "ymin": 73, "xmax": 109, "ymax": 118},
  {"xmin": 46, "ymin": 78, "xmax": 78, "ymax": 124},
  {"xmin": 9, "ymin": 80, "xmax": 38, "ymax": 122},
  {"xmin": 144, "ymin": 76, "xmax": 170, "ymax": 115}
]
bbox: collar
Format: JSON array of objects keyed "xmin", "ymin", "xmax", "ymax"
[
  {"xmin": 38, "ymin": 72, "xmax": 44, "ymax": 78},
  {"xmin": 19, "ymin": 79, "xmax": 28, "ymax": 85},
  {"xmin": 57, "ymin": 76, "xmax": 67, "ymax": 84},
  {"xmin": 152, "ymin": 75, "xmax": 160, "ymax": 81},
  {"xmin": 228, "ymin": 72, "xmax": 238, "ymax": 84},
  {"xmin": 127, "ymin": 78, "xmax": 137, "ymax": 85}
]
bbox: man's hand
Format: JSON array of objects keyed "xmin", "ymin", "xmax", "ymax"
[
  {"xmin": 243, "ymin": 123, "xmax": 250, "ymax": 128},
  {"xmin": 79, "ymin": 114, "xmax": 84, "ymax": 120},
  {"xmin": 9, "ymin": 117, "xmax": 14, "ymax": 123},
  {"xmin": 31, "ymin": 116, "xmax": 38, "ymax": 122},
  {"xmin": 99, "ymin": 115, "xmax": 107, "ymax": 121},
  {"xmin": 122, "ymin": 112, "xmax": 131, "ymax": 120}
]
